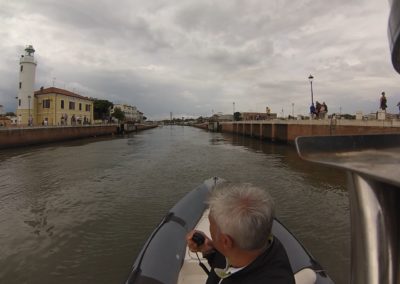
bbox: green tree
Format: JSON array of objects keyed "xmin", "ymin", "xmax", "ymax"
[
  {"xmin": 234, "ymin": 112, "xmax": 241, "ymax": 121},
  {"xmin": 93, "ymin": 99, "xmax": 113, "ymax": 120},
  {"xmin": 111, "ymin": 107, "xmax": 125, "ymax": 122},
  {"xmin": 5, "ymin": 112, "xmax": 16, "ymax": 116},
  {"xmin": 342, "ymin": 114, "xmax": 356, "ymax": 120}
]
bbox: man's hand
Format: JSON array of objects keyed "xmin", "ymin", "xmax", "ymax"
[{"xmin": 186, "ymin": 230, "xmax": 214, "ymax": 254}]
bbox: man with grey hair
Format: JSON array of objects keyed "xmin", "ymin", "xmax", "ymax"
[{"xmin": 186, "ymin": 183, "xmax": 295, "ymax": 283}]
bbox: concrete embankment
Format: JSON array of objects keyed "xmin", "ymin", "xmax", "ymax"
[
  {"xmin": 198, "ymin": 119, "xmax": 400, "ymax": 144},
  {"xmin": 136, "ymin": 124, "xmax": 158, "ymax": 131},
  {"xmin": 192, "ymin": 123, "xmax": 208, "ymax": 130},
  {"xmin": 122, "ymin": 124, "xmax": 158, "ymax": 133},
  {"xmin": 0, "ymin": 124, "xmax": 157, "ymax": 149}
]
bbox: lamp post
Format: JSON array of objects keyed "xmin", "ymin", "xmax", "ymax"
[
  {"xmin": 308, "ymin": 74, "xmax": 314, "ymax": 106},
  {"xmin": 233, "ymin": 102, "xmax": 235, "ymax": 121},
  {"xmin": 28, "ymin": 95, "xmax": 31, "ymax": 126},
  {"xmin": 292, "ymin": 102, "xmax": 294, "ymax": 118}
]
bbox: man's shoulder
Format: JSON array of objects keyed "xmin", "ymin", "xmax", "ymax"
[
  {"xmin": 229, "ymin": 237, "xmax": 295, "ymax": 283},
  {"xmin": 206, "ymin": 238, "xmax": 295, "ymax": 284},
  {"xmin": 261, "ymin": 237, "xmax": 294, "ymax": 272}
]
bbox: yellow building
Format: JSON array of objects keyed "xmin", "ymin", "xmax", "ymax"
[
  {"xmin": 34, "ymin": 87, "xmax": 94, "ymax": 126},
  {"xmin": 15, "ymin": 45, "xmax": 93, "ymax": 126}
]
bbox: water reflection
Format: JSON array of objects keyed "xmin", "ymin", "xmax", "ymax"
[
  {"xmin": 220, "ymin": 131, "xmax": 350, "ymax": 283},
  {"xmin": 0, "ymin": 126, "xmax": 349, "ymax": 284}
]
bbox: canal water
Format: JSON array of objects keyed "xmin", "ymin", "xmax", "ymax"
[{"xmin": 0, "ymin": 126, "xmax": 350, "ymax": 284}]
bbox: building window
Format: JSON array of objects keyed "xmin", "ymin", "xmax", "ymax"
[
  {"xmin": 69, "ymin": 101, "xmax": 75, "ymax": 110},
  {"xmin": 79, "ymin": 103, "xmax": 82, "ymax": 111},
  {"xmin": 19, "ymin": 82, "xmax": 22, "ymax": 89},
  {"xmin": 85, "ymin": 104, "xmax": 91, "ymax": 111},
  {"xmin": 20, "ymin": 65, "xmax": 23, "ymax": 72},
  {"xmin": 19, "ymin": 99, "xmax": 21, "ymax": 106},
  {"xmin": 61, "ymin": 100, "xmax": 64, "ymax": 109},
  {"xmin": 43, "ymin": 99, "xmax": 51, "ymax": 108}
]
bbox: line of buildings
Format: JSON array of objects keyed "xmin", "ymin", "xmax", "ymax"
[
  {"xmin": 1, "ymin": 45, "xmax": 143, "ymax": 127},
  {"xmin": 110, "ymin": 104, "xmax": 143, "ymax": 124}
]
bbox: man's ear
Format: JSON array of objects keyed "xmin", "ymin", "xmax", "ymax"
[{"xmin": 221, "ymin": 233, "xmax": 234, "ymax": 249}]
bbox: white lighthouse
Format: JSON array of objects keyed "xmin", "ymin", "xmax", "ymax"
[{"xmin": 16, "ymin": 45, "xmax": 37, "ymax": 125}]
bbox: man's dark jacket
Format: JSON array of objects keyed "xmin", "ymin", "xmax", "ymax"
[{"xmin": 204, "ymin": 237, "xmax": 295, "ymax": 284}]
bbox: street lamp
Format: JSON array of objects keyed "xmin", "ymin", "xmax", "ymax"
[
  {"xmin": 28, "ymin": 95, "xmax": 31, "ymax": 126},
  {"xmin": 233, "ymin": 102, "xmax": 235, "ymax": 121},
  {"xmin": 292, "ymin": 102, "xmax": 294, "ymax": 118},
  {"xmin": 308, "ymin": 74, "xmax": 314, "ymax": 106}
]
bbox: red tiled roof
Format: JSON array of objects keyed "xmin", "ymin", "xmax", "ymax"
[{"xmin": 34, "ymin": 87, "xmax": 93, "ymax": 101}]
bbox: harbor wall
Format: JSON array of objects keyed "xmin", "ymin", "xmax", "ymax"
[
  {"xmin": 0, "ymin": 123, "xmax": 159, "ymax": 149},
  {"xmin": 0, "ymin": 125, "xmax": 118, "ymax": 149},
  {"xmin": 121, "ymin": 123, "xmax": 158, "ymax": 133},
  {"xmin": 192, "ymin": 123, "xmax": 208, "ymax": 130},
  {"xmin": 136, "ymin": 124, "xmax": 158, "ymax": 132},
  {"xmin": 219, "ymin": 120, "xmax": 400, "ymax": 143}
]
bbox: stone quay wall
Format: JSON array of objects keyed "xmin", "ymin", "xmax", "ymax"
[
  {"xmin": 0, "ymin": 125, "xmax": 118, "ymax": 149},
  {"xmin": 121, "ymin": 124, "xmax": 158, "ymax": 133},
  {"xmin": 219, "ymin": 119, "xmax": 400, "ymax": 143},
  {"xmin": 192, "ymin": 123, "xmax": 208, "ymax": 130}
]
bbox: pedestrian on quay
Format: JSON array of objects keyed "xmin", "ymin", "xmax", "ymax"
[
  {"xmin": 315, "ymin": 101, "xmax": 322, "ymax": 119},
  {"xmin": 323, "ymin": 102, "xmax": 328, "ymax": 114},
  {"xmin": 397, "ymin": 101, "xmax": 400, "ymax": 118},
  {"xmin": 319, "ymin": 103, "xmax": 326, "ymax": 119},
  {"xmin": 380, "ymin": 92, "xmax": 387, "ymax": 111},
  {"xmin": 310, "ymin": 104, "xmax": 316, "ymax": 119},
  {"xmin": 321, "ymin": 102, "xmax": 328, "ymax": 119}
]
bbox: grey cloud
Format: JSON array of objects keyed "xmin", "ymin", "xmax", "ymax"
[
  {"xmin": 120, "ymin": 17, "xmax": 173, "ymax": 53},
  {"xmin": 174, "ymin": 1, "xmax": 273, "ymax": 44},
  {"xmin": 206, "ymin": 47, "xmax": 258, "ymax": 69},
  {"xmin": 0, "ymin": 0, "xmax": 399, "ymax": 118},
  {"xmin": 15, "ymin": 0, "xmax": 173, "ymax": 54},
  {"xmin": 175, "ymin": 2, "xmax": 237, "ymax": 34}
]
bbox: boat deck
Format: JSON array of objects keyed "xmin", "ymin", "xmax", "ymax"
[{"xmin": 177, "ymin": 210, "xmax": 210, "ymax": 284}]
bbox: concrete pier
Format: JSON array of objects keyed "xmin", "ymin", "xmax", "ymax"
[
  {"xmin": 0, "ymin": 124, "xmax": 157, "ymax": 149},
  {"xmin": 219, "ymin": 119, "xmax": 400, "ymax": 143},
  {"xmin": 0, "ymin": 125, "xmax": 118, "ymax": 149}
]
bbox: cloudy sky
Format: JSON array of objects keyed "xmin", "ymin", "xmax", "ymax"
[{"xmin": 0, "ymin": 0, "xmax": 399, "ymax": 119}]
